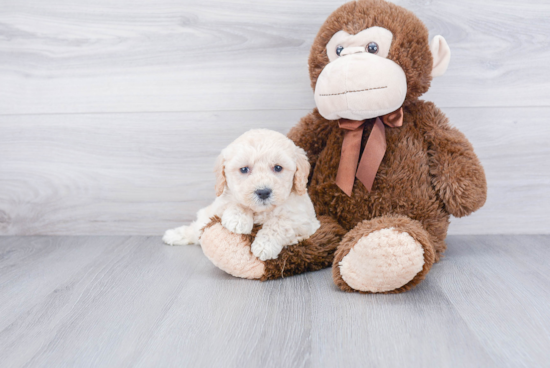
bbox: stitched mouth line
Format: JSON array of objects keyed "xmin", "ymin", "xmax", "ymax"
[{"xmin": 319, "ymin": 86, "xmax": 388, "ymax": 97}]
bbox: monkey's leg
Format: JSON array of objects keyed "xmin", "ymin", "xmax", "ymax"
[
  {"xmin": 332, "ymin": 215, "xmax": 436, "ymax": 294},
  {"xmin": 199, "ymin": 216, "xmax": 346, "ymax": 280}
]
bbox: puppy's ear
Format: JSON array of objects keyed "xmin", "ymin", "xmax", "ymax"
[
  {"xmin": 214, "ymin": 153, "xmax": 226, "ymax": 197},
  {"xmin": 293, "ymin": 146, "xmax": 310, "ymax": 196}
]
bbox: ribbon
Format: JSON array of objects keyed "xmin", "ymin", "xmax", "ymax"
[{"xmin": 335, "ymin": 107, "xmax": 403, "ymax": 196}]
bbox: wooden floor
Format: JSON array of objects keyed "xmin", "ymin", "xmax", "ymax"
[{"xmin": 1, "ymin": 235, "xmax": 549, "ymax": 368}]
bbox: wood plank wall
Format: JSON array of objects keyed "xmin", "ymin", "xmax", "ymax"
[{"xmin": 1, "ymin": 0, "xmax": 549, "ymax": 235}]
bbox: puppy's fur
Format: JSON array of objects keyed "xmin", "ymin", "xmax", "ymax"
[{"xmin": 163, "ymin": 129, "xmax": 321, "ymax": 261}]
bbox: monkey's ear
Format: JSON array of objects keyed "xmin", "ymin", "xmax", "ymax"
[
  {"xmin": 293, "ymin": 147, "xmax": 310, "ymax": 196},
  {"xmin": 214, "ymin": 153, "xmax": 226, "ymax": 197},
  {"xmin": 430, "ymin": 35, "xmax": 451, "ymax": 77}
]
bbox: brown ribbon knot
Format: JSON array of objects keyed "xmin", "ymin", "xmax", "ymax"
[{"xmin": 335, "ymin": 107, "xmax": 404, "ymax": 196}]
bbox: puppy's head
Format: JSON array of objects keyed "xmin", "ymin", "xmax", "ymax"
[{"xmin": 214, "ymin": 129, "xmax": 310, "ymax": 212}]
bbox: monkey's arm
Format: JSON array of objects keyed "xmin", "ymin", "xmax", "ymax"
[
  {"xmin": 287, "ymin": 109, "xmax": 334, "ymax": 172},
  {"xmin": 426, "ymin": 106, "xmax": 487, "ymax": 218}
]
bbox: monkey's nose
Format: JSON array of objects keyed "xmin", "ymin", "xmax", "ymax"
[
  {"xmin": 255, "ymin": 188, "xmax": 272, "ymax": 200},
  {"xmin": 340, "ymin": 46, "xmax": 366, "ymax": 57}
]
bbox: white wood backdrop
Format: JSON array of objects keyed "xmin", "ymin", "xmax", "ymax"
[{"xmin": 1, "ymin": 0, "xmax": 549, "ymax": 235}]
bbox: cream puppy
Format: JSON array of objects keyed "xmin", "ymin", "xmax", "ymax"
[{"xmin": 163, "ymin": 129, "xmax": 321, "ymax": 261}]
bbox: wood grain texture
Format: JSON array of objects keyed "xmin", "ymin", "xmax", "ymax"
[
  {"xmin": 1, "ymin": 0, "xmax": 549, "ymax": 115},
  {"xmin": 0, "ymin": 235, "xmax": 549, "ymax": 367},
  {"xmin": 1, "ymin": 0, "xmax": 549, "ymax": 235},
  {"xmin": 1, "ymin": 107, "xmax": 549, "ymax": 235},
  {"xmin": 0, "ymin": 110, "xmax": 303, "ymax": 235}
]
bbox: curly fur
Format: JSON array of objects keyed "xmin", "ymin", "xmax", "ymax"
[{"xmin": 163, "ymin": 129, "xmax": 320, "ymax": 262}]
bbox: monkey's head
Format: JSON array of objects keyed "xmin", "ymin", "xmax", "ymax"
[{"xmin": 310, "ymin": 0, "xmax": 451, "ymax": 121}]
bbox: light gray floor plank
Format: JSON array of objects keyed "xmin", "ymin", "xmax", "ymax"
[
  {"xmin": 134, "ymin": 265, "xmax": 313, "ymax": 368},
  {"xmin": 307, "ymin": 272, "xmax": 497, "ymax": 368},
  {"xmin": 1, "ymin": 108, "xmax": 549, "ymax": 236},
  {"xmin": 0, "ymin": 235, "xmax": 549, "ymax": 368},
  {"xmin": 439, "ymin": 235, "xmax": 550, "ymax": 368},
  {"xmin": 1, "ymin": 0, "xmax": 549, "ymax": 114}
]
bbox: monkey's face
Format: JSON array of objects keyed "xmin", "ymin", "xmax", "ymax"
[
  {"xmin": 314, "ymin": 26, "xmax": 407, "ymax": 121},
  {"xmin": 309, "ymin": 0, "xmax": 451, "ymax": 121}
]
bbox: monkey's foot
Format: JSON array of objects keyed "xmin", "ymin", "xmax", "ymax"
[{"xmin": 333, "ymin": 216, "xmax": 435, "ymax": 293}]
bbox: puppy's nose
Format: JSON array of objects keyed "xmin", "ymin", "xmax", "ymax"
[{"xmin": 255, "ymin": 188, "xmax": 272, "ymax": 200}]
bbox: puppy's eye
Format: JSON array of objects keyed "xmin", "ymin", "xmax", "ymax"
[
  {"xmin": 336, "ymin": 45, "xmax": 344, "ymax": 56},
  {"xmin": 367, "ymin": 42, "xmax": 379, "ymax": 54},
  {"xmin": 240, "ymin": 167, "xmax": 250, "ymax": 174},
  {"xmin": 273, "ymin": 165, "xmax": 283, "ymax": 172}
]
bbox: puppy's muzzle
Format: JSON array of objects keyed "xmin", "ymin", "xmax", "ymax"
[{"xmin": 255, "ymin": 188, "xmax": 272, "ymax": 200}]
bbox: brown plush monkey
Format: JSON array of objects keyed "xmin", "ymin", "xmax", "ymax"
[{"xmin": 200, "ymin": 0, "xmax": 487, "ymax": 293}]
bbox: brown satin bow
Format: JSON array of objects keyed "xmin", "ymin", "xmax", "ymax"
[{"xmin": 335, "ymin": 107, "xmax": 404, "ymax": 196}]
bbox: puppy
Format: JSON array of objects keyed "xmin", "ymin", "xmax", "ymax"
[{"xmin": 163, "ymin": 129, "xmax": 321, "ymax": 261}]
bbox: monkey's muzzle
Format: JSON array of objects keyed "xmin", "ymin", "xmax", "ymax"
[{"xmin": 314, "ymin": 52, "xmax": 407, "ymax": 121}]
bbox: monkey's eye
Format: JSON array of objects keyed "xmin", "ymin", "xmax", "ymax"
[
  {"xmin": 367, "ymin": 42, "xmax": 379, "ymax": 54},
  {"xmin": 273, "ymin": 165, "xmax": 283, "ymax": 172},
  {"xmin": 240, "ymin": 167, "xmax": 250, "ymax": 174},
  {"xmin": 336, "ymin": 45, "xmax": 344, "ymax": 56}
]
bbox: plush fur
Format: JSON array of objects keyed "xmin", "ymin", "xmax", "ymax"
[
  {"xmin": 202, "ymin": 215, "xmax": 347, "ymax": 281},
  {"xmin": 338, "ymin": 229, "xmax": 424, "ymax": 293},
  {"xmin": 199, "ymin": 0, "xmax": 487, "ymax": 293},
  {"xmin": 332, "ymin": 215, "xmax": 436, "ymax": 293}
]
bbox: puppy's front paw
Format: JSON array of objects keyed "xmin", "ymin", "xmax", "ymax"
[
  {"xmin": 221, "ymin": 210, "xmax": 253, "ymax": 235},
  {"xmin": 162, "ymin": 227, "xmax": 196, "ymax": 246},
  {"xmin": 251, "ymin": 236, "xmax": 282, "ymax": 261}
]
